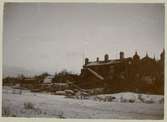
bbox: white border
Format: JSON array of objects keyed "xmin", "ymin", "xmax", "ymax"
[{"xmin": 0, "ymin": 0, "xmax": 166, "ymax": 122}]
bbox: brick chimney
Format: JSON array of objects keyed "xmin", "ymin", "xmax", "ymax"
[
  {"xmin": 120, "ymin": 52, "xmax": 124, "ymax": 60},
  {"xmin": 85, "ymin": 58, "xmax": 89, "ymax": 65},
  {"xmin": 104, "ymin": 54, "xmax": 109, "ymax": 62},
  {"xmin": 96, "ymin": 57, "xmax": 99, "ymax": 62}
]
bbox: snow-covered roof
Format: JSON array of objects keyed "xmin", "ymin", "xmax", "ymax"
[
  {"xmin": 46, "ymin": 75, "xmax": 54, "ymax": 79},
  {"xmin": 85, "ymin": 58, "xmax": 132, "ymax": 67},
  {"xmin": 43, "ymin": 75, "xmax": 54, "ymax": 84},
  {"xmin": 86, "ymin": 60, "xmax": 120, "ymax": 66}
]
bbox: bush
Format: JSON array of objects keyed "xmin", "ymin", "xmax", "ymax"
[
  {"xmin": 24, "ymin": 102, "xmax": 35, "ymax": 109},
  {"xmin": 57, "ymin": 112, "xmax": 65, "ymax": 118},
  {"xmin": 2, "ymin": 106, "xmax": 11, "ymax": 116},
  {"xmin": 2, "ymin": 105, "xmax": 17, "ymax": 117},
  {"xmin": 159, "ymin": 98, "xmax": 164, "ymax": 104},
  {"xmin": 129, "ymin": 99, "xmax": 135, "ymax": 103},
  {"xmin": 120, "ymin": 97, "xmax": 135, "ymax": 103},
  {"xmin": 144, "ymin": 99, "xmax": 154, "ymax": 104},
  {"xmin": 137, "ymin": 94, "xmax": 154, "ymax": 104},
  {"xmin": 120, "ymin": 97, "xmax": 128, "ymax": 103},
  {"xmin": 138, "ymin": 94, "xmax": 144, "ymax": 102}
]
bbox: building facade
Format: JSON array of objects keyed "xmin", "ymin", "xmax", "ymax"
[{"xmin": 80, "ymin": 50, "xmax": 164, "ymax": 94}]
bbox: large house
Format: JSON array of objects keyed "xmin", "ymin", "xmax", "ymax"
[{"xmin": 80, "ymin": 50, "xmax": 164, "ymax": 94}]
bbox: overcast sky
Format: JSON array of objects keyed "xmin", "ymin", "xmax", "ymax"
[{"xmin": 3, "ymin": 3, "xmax": 164, "ymax": 75}]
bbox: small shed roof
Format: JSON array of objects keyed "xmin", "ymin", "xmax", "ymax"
[{"xmin": 43, "ymin": 75, "xmax": 54, "ymax": 84}]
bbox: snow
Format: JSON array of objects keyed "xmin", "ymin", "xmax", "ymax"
[
  {"xmin": 95, "ymin": 92, "xmax": 164, "ymax": 103},
  {"xmin": 2, "ymin": 86, "xmax": 164, "ymax": 119}
]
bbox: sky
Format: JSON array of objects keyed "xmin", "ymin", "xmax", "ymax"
[{"xmin": 3, "ymin": 3, "xmax": 164, "ymax": 76}]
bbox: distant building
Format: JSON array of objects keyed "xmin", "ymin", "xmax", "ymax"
[
  {"xmin": 80, "ymin": 50, "xmax": 164, "ymax": 94},
  {"xmin": 42, "ymin": 75, "xmax": 54, "ymax": 84}
]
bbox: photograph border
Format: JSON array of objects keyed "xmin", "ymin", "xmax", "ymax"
[{"xmin": 0, "ymin": 0, "xmax": 166, "ymax": 122}]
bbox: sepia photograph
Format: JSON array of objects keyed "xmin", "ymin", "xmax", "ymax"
[{"xmin": 2, "ymin": 2, "xmax": 164, "ymax": 119}]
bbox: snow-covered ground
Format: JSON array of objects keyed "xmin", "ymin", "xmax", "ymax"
[{"xmin": 2, "ymin": 86, "xmax": 164, "ymax": 119}]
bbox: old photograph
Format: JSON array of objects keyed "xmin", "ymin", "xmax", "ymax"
[{"xmin": 2, "ymin": 3, "xmax": 164, "ymax": 119}]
